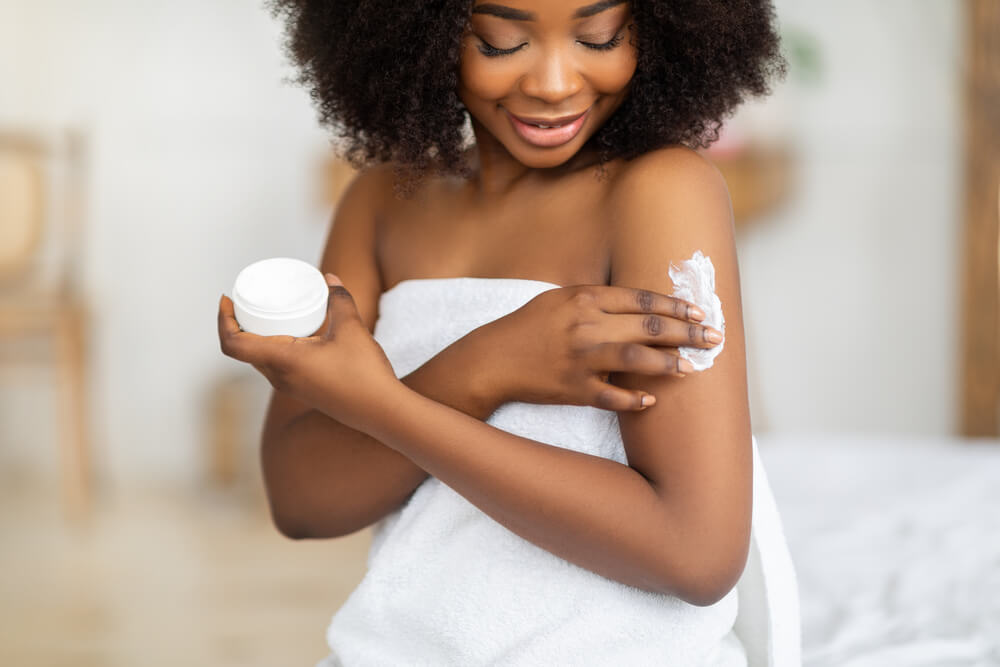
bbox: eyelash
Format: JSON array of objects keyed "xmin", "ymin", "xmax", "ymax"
[
  {"xmin": 476, "ymin": 31, "xmax": 624, "ymax": 58},
  {"xmin": 582, "ymin": 32, "xmax": 625, "ymax": 51},
  {"xmin": 477, "ymin": 40, "xmax": 525, "ymax": 57}
]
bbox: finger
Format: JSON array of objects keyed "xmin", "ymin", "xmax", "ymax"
[
  {"xmin": 600, "ymin": 311, "xmax": 724, "ymax": 349},
  {"xmin": 586, "ymin": 378, "xmax": 657, "ymax": 412},
  {"xmin": 589, "ymin": 342, "xmax": 693, "ymax": 376},
  {"xmin": 580, "ymin": 285, "xmax": 706, "ymax": 321},
  {"xmin": 323, "ymin": 273, "xmax": 363, "ymax": 335},
  {"xmin": 218, "ymin": 293, "xmax": 242, "ymax": 337},
  {"xmin": 217, "ymin": 294, "xmax": 268, "ymax": 365}
]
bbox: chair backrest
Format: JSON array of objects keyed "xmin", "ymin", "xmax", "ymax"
[
  {"xmin": 0, "ymin": 138, "xmax": 45, "ymax": 281},
  {"xmin": 0, "ymin": 129, "xmax": 86, "ymax": 293}
]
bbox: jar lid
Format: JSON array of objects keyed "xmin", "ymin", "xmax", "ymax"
[{"xmin": 232, "ymin": 257, "xmax": 328, "ymax": 319}]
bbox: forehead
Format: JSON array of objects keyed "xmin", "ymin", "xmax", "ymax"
[{"xmin": 470, "ymin": 0, "xmax": 629, "ymax": 22}]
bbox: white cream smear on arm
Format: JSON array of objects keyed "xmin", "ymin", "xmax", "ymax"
[{"xmin": 668, "ymin": 250, "xmax": 725, "ymax": 371}]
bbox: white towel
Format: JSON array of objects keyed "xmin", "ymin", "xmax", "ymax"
[
  {"xmin": 734, "ymin": 439, "xmax": 802, "ymax": 666},
  {"xmin": 317, "ymin": 277, "xmax": 800, "ymax": 667}
]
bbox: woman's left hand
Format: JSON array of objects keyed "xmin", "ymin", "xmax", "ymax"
[{"xmin": 217, "ymin": 273, "xmax": 399, "ymax": 432}]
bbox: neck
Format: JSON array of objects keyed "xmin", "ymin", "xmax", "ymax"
[{"xmin": 464, "ymin": 116, "xmax": 601, "ymax": 199}]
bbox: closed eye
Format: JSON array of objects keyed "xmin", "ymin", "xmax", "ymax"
[
  {"xmin": 477, "ymin": 28, "xmax": 626, "ymax": 58},
  {"xmin": 477, "ymin": 38, "xmax": 527, "ymax": 57},
  {"xmin": 578, "ymin": 30, "xmax": 625, "ymax": 51}
]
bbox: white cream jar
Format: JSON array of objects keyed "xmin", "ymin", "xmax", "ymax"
[{"xmin": 231, "ymin": 257, "xmax": 328, "ymax": 337}]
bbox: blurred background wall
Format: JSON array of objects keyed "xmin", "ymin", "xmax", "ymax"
[
  {"xmin": 0, "ymin": 0, "xmax": 965, "ymax": 494},
  {"xmin": 736, "ymin": 2, "xmax": 962, "ymax": 435},
  {"xmin": 0, "ymin": 0, "xmax": 334, "ymax": 493}
]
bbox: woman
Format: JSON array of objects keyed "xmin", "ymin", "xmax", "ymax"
[{"xmin": 218, "ymin": 0, "xmax": 792, "ymax": 664}]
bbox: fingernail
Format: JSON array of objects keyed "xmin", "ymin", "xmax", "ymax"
[
  {"xmin": 679, "ymin": 359, "xmax": 695, "ymax": 373},
  {"xmin": 690, "ymin": 307, "xmax": 706, "ymax": 320},
  {"xmin": 706, "ymin": 331, "xmax": 723, "ymax": 344},
  {"xmin": 641, "ymin": 394, "xmax": 657, "ymax": 407}
]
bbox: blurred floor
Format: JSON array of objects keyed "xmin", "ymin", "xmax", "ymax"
[{"xmin": 0, "ymin": 474, "xmax": 372, "ymax": 667}]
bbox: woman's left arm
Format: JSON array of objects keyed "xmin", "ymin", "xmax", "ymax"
[
  {"xmin": 218, "ymin": 148, "xmax": 750, "ymax": 607},
  {"xmin": 375, "ymin": 149, "xmax": 751, "ymax": 607}
]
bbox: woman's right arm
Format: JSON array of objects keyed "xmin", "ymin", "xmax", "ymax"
[
  {"xmin": 262, "ymin": 341, "xmax": 503, "ymax": 540},
  {"xmin": 259, "ymin": 165, "xmax": 504, "ymax": 540}
]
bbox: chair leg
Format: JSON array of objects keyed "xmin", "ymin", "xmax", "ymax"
[
  {"xmin": 209, "ymin": 376, "xmax": 244, "ymax": 487},
  {"xmin": 56, "ymin": 303, "xmax": 91, "ymax": 519}
]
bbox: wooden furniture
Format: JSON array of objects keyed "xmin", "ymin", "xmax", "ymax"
[
  {"xmin": 959, "ymin": 0, "xmax": 1000, "ymax": 437},
  {"xmin": 710, "ymin": 143, "xmax": 794, "ymax": 229},
  {"xmin": 0, "ymin": 128, "xmax": 92, "ymax": 518},
  {"xmin": 706, "ymin": 141, "xmax": 795, "ymax": 433},
  {"xmin": 206, "ymin": 370, "xmax": 271, "ymax": 510}
]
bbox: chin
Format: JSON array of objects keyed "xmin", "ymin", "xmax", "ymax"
[{"xmin": 509, "ymin": 142, "xmax": 583, "ymax": 169}]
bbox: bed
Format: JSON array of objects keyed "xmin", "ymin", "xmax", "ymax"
[
  {"xmin": 756, "ymin": 432, "xmax": 1000, "ymax": 666},
  {"xmin": 751, "ymin": 9, "xmax": 1000, "ymax": 661}
]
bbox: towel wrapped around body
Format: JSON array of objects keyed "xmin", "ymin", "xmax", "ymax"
[{"xmin": 317, "ymin": 277, "xmax": 800, "ymax": 667}]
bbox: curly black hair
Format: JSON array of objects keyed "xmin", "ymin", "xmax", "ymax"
[{"xmin": 266, "ymin": 0, "xmax": 785, "ymax": 193}]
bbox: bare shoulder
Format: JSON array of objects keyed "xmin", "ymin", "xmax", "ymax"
[
  {"xmin": 336, "ymin": 160, "xmax": 400, "ymax": 215},
  {"xmin": 605, "ymin": 145, "xmax": 735, "ymax": 286},
  {"xmin": 343, "ymin": 160, "xmax": 459, "ymax": 226},
  {"xmin": 315, "ymin": 161, "xmax": 405, "ymax": 331},
  {"xmin": 610, "ymin": 144, "xmax": 724, "ymax": 182},
  {"xmin": 606, "ymin": 145, "xmax": 731, "ymax": 229}
]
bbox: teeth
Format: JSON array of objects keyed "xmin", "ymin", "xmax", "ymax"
[{"xmin": 533, "ymin": 123, "xmax": 559, "ymax": 129}]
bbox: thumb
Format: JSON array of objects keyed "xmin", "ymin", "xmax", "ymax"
[
  {"xmin": 616, "ymin": 388, "xmax": 658, "ymax": 412},
  {"xmin": 591, "ymin": 378, "xmax": 657, "ymax": 412},
  {"xmin": 323, "ymin": 272, "xmax": 361, "ymax": 333}
]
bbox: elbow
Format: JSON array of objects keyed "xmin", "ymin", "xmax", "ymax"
[
  {"xmin": 267, "ymin": 498, "xmax": 361, "ymax": 540},
  {"xmin": 272, "ymin": 513, "xmax": 352, "ymax": 540},
  {"xmin": 654, "ymin": 542, "xmax": 750, "ymax": 608},
  {"xmin": 270, "ymin": 507, "xmax": 315, "ymax": 540},
  {"xmin": 262, "ymin": 483, "xmax": 314, "ymax": 539},
  {"xmin": 266, "ymin": 498, "xmax": 345, "ymax": 540},
  {"xmin": 262, "ymin": 475, "xmax": 354, "ymax": 539},
  {"xmin": 677, "ymin": 570, "xmax": 743, "ymax": 608}
]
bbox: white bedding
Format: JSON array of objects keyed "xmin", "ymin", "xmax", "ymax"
[{"xmin": 757, "ymin": 433, "xmax": 1000, "ymax": 667}]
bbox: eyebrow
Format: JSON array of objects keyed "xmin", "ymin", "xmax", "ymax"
[{"xmin": 471, "ymin": 0, "xmax": 627, "ymax": 21}]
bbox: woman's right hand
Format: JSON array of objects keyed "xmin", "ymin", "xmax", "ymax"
[{"xmin": 468, "ymin": 285, "xmax": 724, "ymax": 412}]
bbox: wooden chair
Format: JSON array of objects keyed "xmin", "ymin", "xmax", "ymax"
[{"xmin": 0, "ymin": 128, "xmax": 92, "ymax": 519}]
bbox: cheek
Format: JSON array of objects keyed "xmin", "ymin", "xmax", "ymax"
[
  {"xmin": 587, "ymin": 51, "xmax": 638, "ymax": 95},
  {"xmin": 458, "ymin": 44, "xmax": 518, "ymax": 103}
]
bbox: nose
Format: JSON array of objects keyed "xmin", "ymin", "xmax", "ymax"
[{"xmin": 519, "ymin": 46, "xmax": 584, "ymax": 104}]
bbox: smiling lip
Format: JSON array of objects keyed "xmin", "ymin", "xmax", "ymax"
[{"xmin": 506, "ymin": 107, "xmax": 591, "ymax": 148}]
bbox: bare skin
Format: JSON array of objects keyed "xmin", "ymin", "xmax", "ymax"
[{"xmin": 218, "ymin": 0, "xmax": 752, "ymax": 607}]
